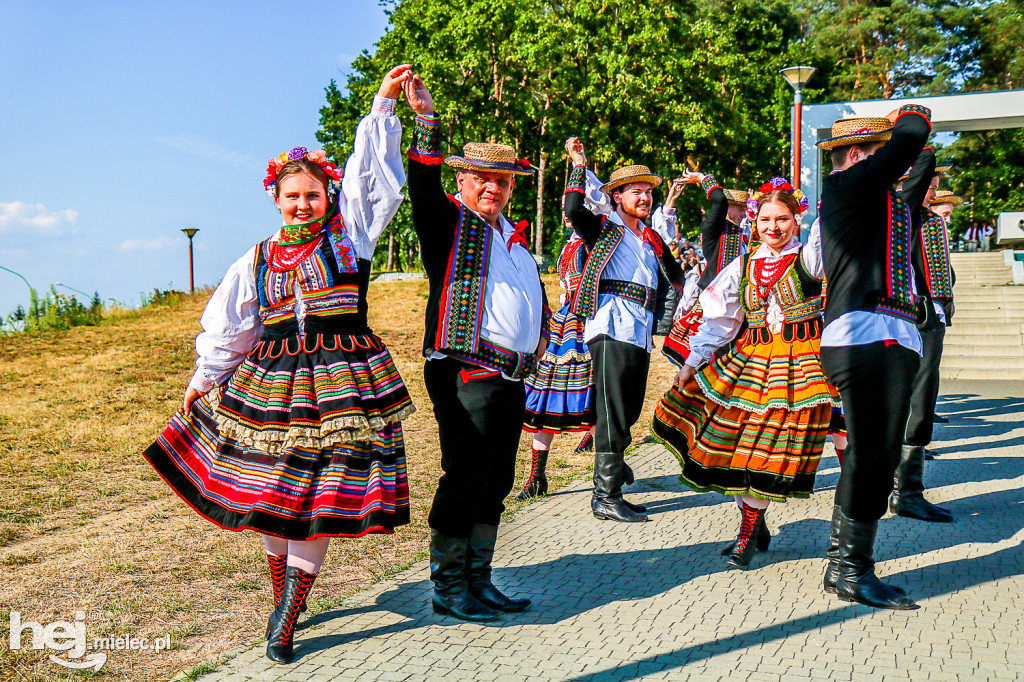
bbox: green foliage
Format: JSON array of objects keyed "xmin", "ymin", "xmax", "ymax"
[
  {"xmin": 944, "ymin": 128, "xmax": 1024, "ymax": 238},
  {"xmin": 2, "ymin": 286, "xmax": 104, "ymax": 333}
]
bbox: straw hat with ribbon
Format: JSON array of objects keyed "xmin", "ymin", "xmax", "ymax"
[
  {"xmin": 816, "ymin": 117, "xmax": 894, "ymax": 151},
  {"xmin": 899, "ymin": 161, "xmax": 954, "ymax": 183},
  {"xmin": 931, "ymin": 190, "xmax": 964, "ymax": 207},
  {"xmin": 600, "ymin": 165, "xmax": 663, "ymax": 194},
  {"xmin": 445, "ymin": 142, "xmax": 534, "ymax": 176},
  {"xmin": 723, "ymin": 189, "xmax": 749, "ymax": 206}
]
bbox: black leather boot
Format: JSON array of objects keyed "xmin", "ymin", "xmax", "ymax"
[
  {"xmin": 429, "ymin": 530, "xmax": 500, "ymax": 622},
  {"xmin": 889, "ymin": 445, "xmax": 952, "ymax": 522},
  {"xmin": 266, "ymin": 566, "xmax": 316, "ymax": 663},
  {"xmin": 721, "ymin": 512, "xmax": 771, "ymax": 555},
  {"xmin": 591, "ymin": 452, "xmax": 648, "ymax": 522},
  {"xmin": 726, "ymin": 503, "xmax": 766, "ymax": 567},
  {"xmin": 822, "ymin": 504, "xmax": 842, "ymax": 593},
  {"xmin": 516, "ymin": 447, "xmax": 549, "ymax": 501},
  {"xmin": 466, "ymin": 524, "xmax": 530, "ymax": 612},
  {"xmin": 620, "ymin": 462, "xmax": 646, "ymax": 512},
  {"xmin": 834, "ymin": 511, "xmax": 917, "ymax": 609}
]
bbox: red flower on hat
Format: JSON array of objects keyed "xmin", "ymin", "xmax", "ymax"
[{"xmin": 516, "ymin": 158, "xmax": 531, "ymax": 170}]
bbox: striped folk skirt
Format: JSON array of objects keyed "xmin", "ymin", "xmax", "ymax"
[
  {"xmin": 523, "ymin": 304, "xmax": 595, "ymax": 433},
  {"xmin": 144, "ymin": 332, "xmax": 414, "ymax": 539},
  {"xmin": 651, "ymin": 329, "xmax": 837, "ymax": 502},
  {"xmin": 662, "ymin": 302, "xmax": 703, "ymax": 367}
]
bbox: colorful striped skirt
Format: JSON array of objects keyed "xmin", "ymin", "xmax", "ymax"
[
  {"xmin": 524, "ymin": 304, "xmax": 595, "ymax": 433},
  {"xmin": 651, "ymin": 331, "xmax": 837, "ymax": 501},
  {"xmin": 662, "ymin": 303, "xmax": 703, "ymax": 367},
  {"xmin": 144, "ymin": 332, "xmax": 413, "ymax": 539}
]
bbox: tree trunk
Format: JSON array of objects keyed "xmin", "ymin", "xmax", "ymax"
[
  {"xmin": 535, "ymin": 150, "xmax": 548, "ymax": 254},
  {"xmin": 387, "ymin": 232, "xmax": 397, "ymax": 271}
]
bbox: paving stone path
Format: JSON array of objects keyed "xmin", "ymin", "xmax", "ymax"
[{"xmin": 197, "ymin": 380, "xmax": 1024, "ymax": 681}]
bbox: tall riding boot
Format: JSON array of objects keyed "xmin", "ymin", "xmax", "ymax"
[
  {"xmin": 834, "ymin": 511, "xmax": 917, "ymax": 609},
  {"xmin": 466, "ymin": 524, "xmax": 530, "ymax": 612},
  {"xmin": 619, "ymin": 461, "xmax": 647, "ymax": 512},
  {"xmin": 516, "ymin": 448, "xmax": 549, "ymax": 501},
  {"xmin": 889, "ymin": 445, "xmax": 952, "ymax": 522},
  {"xmin": 726, "ymin": 502, "xmax": 766, "ymax": 568},
  {"xmin": 268, "ymin": 553, "xmax": 287, "ymax": 606},
  {"xmin": 822, "ymin": 504, "xmax": 842, "ymax": 593},
  {"xmin": 266, "ymin": 566, "xmax": 316, "ymax": 663},
  {"xmin": 591, "ymin": 452, "xmax": 648, "ymax": 522},
  {"xmin": 574, "ymin": 431, "xmax": 594, "ymax": 454},
  {"xmin": 429, "ymin": 530, "xmax": 500, "ymax": 622}
]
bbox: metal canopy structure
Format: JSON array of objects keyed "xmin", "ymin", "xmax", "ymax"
[{"xmin": 799, "ymin": 88, "xmax": 1024, "ymax": 228}]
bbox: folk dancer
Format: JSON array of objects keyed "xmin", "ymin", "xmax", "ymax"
[
  {"xmin": 890, "ymin": 152, "xmax": 955, "ymax": 522},
  {"xmin": 817, "ymin": 105, "xmax": 934, "ymax": 610},
  {"xmin": 663, "ymin": 170, "xmax": 749, "ymax": 365},
  {"xmin": 403, "ymin": 73, "xmax": 547, "ymax": 621},
  {"xmin": 143, "ymin": 66, "xmax": 416, "ymax": 663},
  {"xmin": 563, "ymin": 136, "xmax": 686, "ymax": 523},
  {"xmin": 652, "ymin": 178, "xmax": 835, "ymax": 568}
]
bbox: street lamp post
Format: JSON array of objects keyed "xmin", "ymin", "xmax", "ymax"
[
  {"xmin": 181, "ymin": 228, "xmax": 199, "ymax": 294},
  {"xmin": 779, "ymin": 66, "xmax": 817, "ymax": 190},
  {"xmin": 54, "ymin": 282, "xmax": 92, "ymax": 299}
]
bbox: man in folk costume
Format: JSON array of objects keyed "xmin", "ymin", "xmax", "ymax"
[
  {"xmin": 403, "ymin": 74, "xmax": 547, "ymax": 621},
  {"xmin": 890, "ymin": 153, "xmax": 955, "ymax": 522},
  {"xmin": 563, "ymin": 137, "xmax": 686, "ymax": 523},
  {"xmin": 817, "ymin": 105, "xmax": 933, "ymax": 610},
  {"xmin": 663, "ymin": 170, "xmax": 749, "ymax": 365},
  {"xmin": 930, "ymin": 191, "xmax": 964, "ymax": 234}
]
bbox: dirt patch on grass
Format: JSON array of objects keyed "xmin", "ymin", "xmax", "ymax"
[{"xmin": 0, "ymin": 276, "xmax": 678, "ymax": 681}]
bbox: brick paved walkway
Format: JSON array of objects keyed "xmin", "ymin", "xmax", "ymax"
[{"xmin": 196, "ymin": 380, "xmax": 1024, "ymax": 681}]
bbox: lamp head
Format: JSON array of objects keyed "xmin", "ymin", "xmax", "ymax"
[
  {"xmin": 779, "ymin": 66, "xmax": 817, "ymax": 91},
  {"xmin": 181, "ymin": 228, "xmax": 200, "ymax": 239}
]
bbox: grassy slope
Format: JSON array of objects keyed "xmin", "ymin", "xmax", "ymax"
[{"xmin": 0, "ymin": 276, "xmax": 677, "ymax": 681}]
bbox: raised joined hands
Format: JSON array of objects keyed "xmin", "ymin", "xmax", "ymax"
[
  {"xmin": 401, "ymin": 73, "xmax": 435, "ymax": 115},
  {"xmin": 564, "ymin": 137, "xmax": 586, "ymax": 167},
  {"xmin": 377, "ymin": 64, "xmax": 412, "ymax": 100}
]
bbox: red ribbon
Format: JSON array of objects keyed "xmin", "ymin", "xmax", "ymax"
[
  {"xmin": 508, "ymin": 220, "xmax": 530, "ymax": 251},
  {"xmin": 642, "ymin": 227, "xmax": 663, "ymax": 257}
]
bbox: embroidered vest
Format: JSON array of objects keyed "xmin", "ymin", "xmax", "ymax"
[
  {"xmin": 920, "ymin": 208, "xmax": 954, "ymax": 302},
  {"xmin": 718, "ymin": 220, "xmax": 745, "ymax": 274},
  {"xmin": 570, "ymin": 217, "xmax": 621, "ymax": 319},
  {"xmin": 740, "ymin": 250, "xmax": 824, "ymax": 343},
  {"xmin": 253, "ymin": 212, "xmax": 367, "ymax": 338},
  {"xmin": 875, "ymin": 187, "xmax": 920, "ymax": 322},
  {"xmin": 433, "ymin": 197, "xmax": 539, "ymax": 380}
]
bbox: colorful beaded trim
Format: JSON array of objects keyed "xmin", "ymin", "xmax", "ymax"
[
  {"xmin": 570, "ymin": 217, "xmax": 621, "ymax": 320},
  {"xmin": 920, "ymin": 210, "xmax": 953, "ymax": 300},
  {"xmin": 598, "ymin": 279, "xmax": 657, "ymax": 312},
  {"xmin": 565, "ymin": 165, "xmax": 587, "ymax": 194},
  {"xmin": 408, "ymin": 114, "xmax": 443, "ymax": 166},
  {"xmin": 884, "ymin": 188, "xmax": 916, "ymax": 313},
  {"xmin": 436, "ymin": 198, "xmax": 491, "ymax": 354},
  {"xmin": 701, "ymin": 174, "xmax": 722, "ymax": 199}
]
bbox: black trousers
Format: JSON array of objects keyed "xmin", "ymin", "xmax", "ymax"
[
  {"xmin": 425, "ymin": 358, "xmax": 526, "ymax": 538},
  {"xmin": 590, "ymin": 335, "xmax": 651, "ymax": 456},
  {"xmin": 905, "ymin": 325, "xmax": 945, "ymax": 446},
  {"xmin": 821, "ymin": 342, "xmax": 919, "ymax": 521}
]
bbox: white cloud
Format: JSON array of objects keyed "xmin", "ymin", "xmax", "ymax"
[
  {"xmin": 120, "ymin": 236, "xmax": 178, "ymax": 253},
  {"xmin": 152, "ymin": 134, "xmax": 261, "ymax": 170},
  {"xmin": 0, "ymin": 201, "xmax": 78, "ymax": 234}
]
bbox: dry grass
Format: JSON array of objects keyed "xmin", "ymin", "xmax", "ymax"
[{"xmin": 0, "ymin": 276, "xmax": 678, "ymax": 681}]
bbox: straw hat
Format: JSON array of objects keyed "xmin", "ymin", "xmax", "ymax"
[
  {"xmin": 445, "ymin": 142, "xmax": 535, "ymax": 176},
  {"xmin": 931, "ymin": 190, "xmax": 964, "ymax": 207},
  {"xmin": 899, "ymin": 161, "xmax": 954, "ymax": 183},
  {"xmin": 723, "ymin": 189, "xmax": 749, "ymax": 206},
  {"xmin": 816, "ymin": 117, "xmax": 894, "ymax": 150},
  {"xmin": 600, "ymin": 165, "xmax": 663, "ymax": 194}
]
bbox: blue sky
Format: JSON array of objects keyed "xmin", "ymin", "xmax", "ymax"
[{"xmin": 0, "ymin": 1, "xmax": 390, "ymax": 317}]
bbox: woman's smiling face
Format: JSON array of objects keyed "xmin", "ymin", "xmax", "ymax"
[
  {"xmin": 274, "ymin": 172, "xmax": 329, "ymax": 225},
  {"xmin": 756, "ymin": 200, "xmax": 798, "ymax": 254}
]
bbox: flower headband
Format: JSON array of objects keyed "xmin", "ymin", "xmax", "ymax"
[
  {"xmin": 263, "ymin": 147, "xmax": 342, "ymax": 198},
  {"xmin": 745, "ymin": 176, "xmax": 809, "ymax": 221}
]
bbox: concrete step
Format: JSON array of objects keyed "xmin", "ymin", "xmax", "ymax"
[
  {"xmin": 940, "ymin": 366, "xmax": 1024, "ymax": 381},
  {"xmin": 942, "ymin": 333, "xmax": 1024, "ymax": 346},
  {"xmin": 953, "ymin": 311, "xmax": 1024, "ymax": 323},
  {"xmin": 944, "ymin": 343, "xmax": 1024, "ymax": 356},
  {"xmin": 944, "ymin": 321, "xmax": 1024, "ymax": 335},
  {"xmin": 941, "ymin": 355, "xmax": 1024, "ymax": 369}
]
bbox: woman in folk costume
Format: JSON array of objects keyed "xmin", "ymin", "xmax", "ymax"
[
  {"xmin": 662, "ymin": 171, "xmax": 750, "ymax": 365},
  {"xmin": 652, "ymin": 177, "xmax": 838, "ymax": 568},
  {"xmin": 519, "ymin": 224, "xmax": 597, "ymax": 499},
  {"xmin": 143, "ymin": 66, "xmax": 415, "ymax": 664}
]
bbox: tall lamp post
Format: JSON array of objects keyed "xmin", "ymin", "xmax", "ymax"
[
  {"xmin": 779, "ymin": 66, "xmax": 817, "ymax": 190},
  {"xmin": 181, "ymin": 228, "xmax": 199, "ymax": 293}
]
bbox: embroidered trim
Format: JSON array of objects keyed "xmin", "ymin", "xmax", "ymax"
[
  {"xmin": 570, "ymin": 218, "xmax": 621, "ymax": 319},
  {"xmin": 897, "ymin": 104, "xmax": 932, "ymax": 122},
  {"xmin": 444, "ymin": 337, "xmax": 536, "ymax": 381},
  {"xmin": 408, "ymin": 114, "xmax": 443, "ymax": 165},
  {"xmin": 701, "ymin": 174, "xmax": 722, "ymax": 199},
  {"xmin": 598, "ymin": 279, "xmax": 657, "ymax": 312},
  {"xmin": 565, "ymin": 165, "xmax": 586, "ymax": 194},
  {"xmin": 884, "ymin": 188, "xmax": 916, "ymax": 310},
  {"xmin": 436, "ymin": 199, "xmax": 491, "ymax": 354},
  {"xmin": 718, "ymin": 221, "xmax": 744, "ymax": 273},
  {"xmin": 371, "ymin": 95, "xmax": 396, "ymax": 116},
  {"xmin": 920, "ymin": 210, "xmax": 953, "ymax": 300}
]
